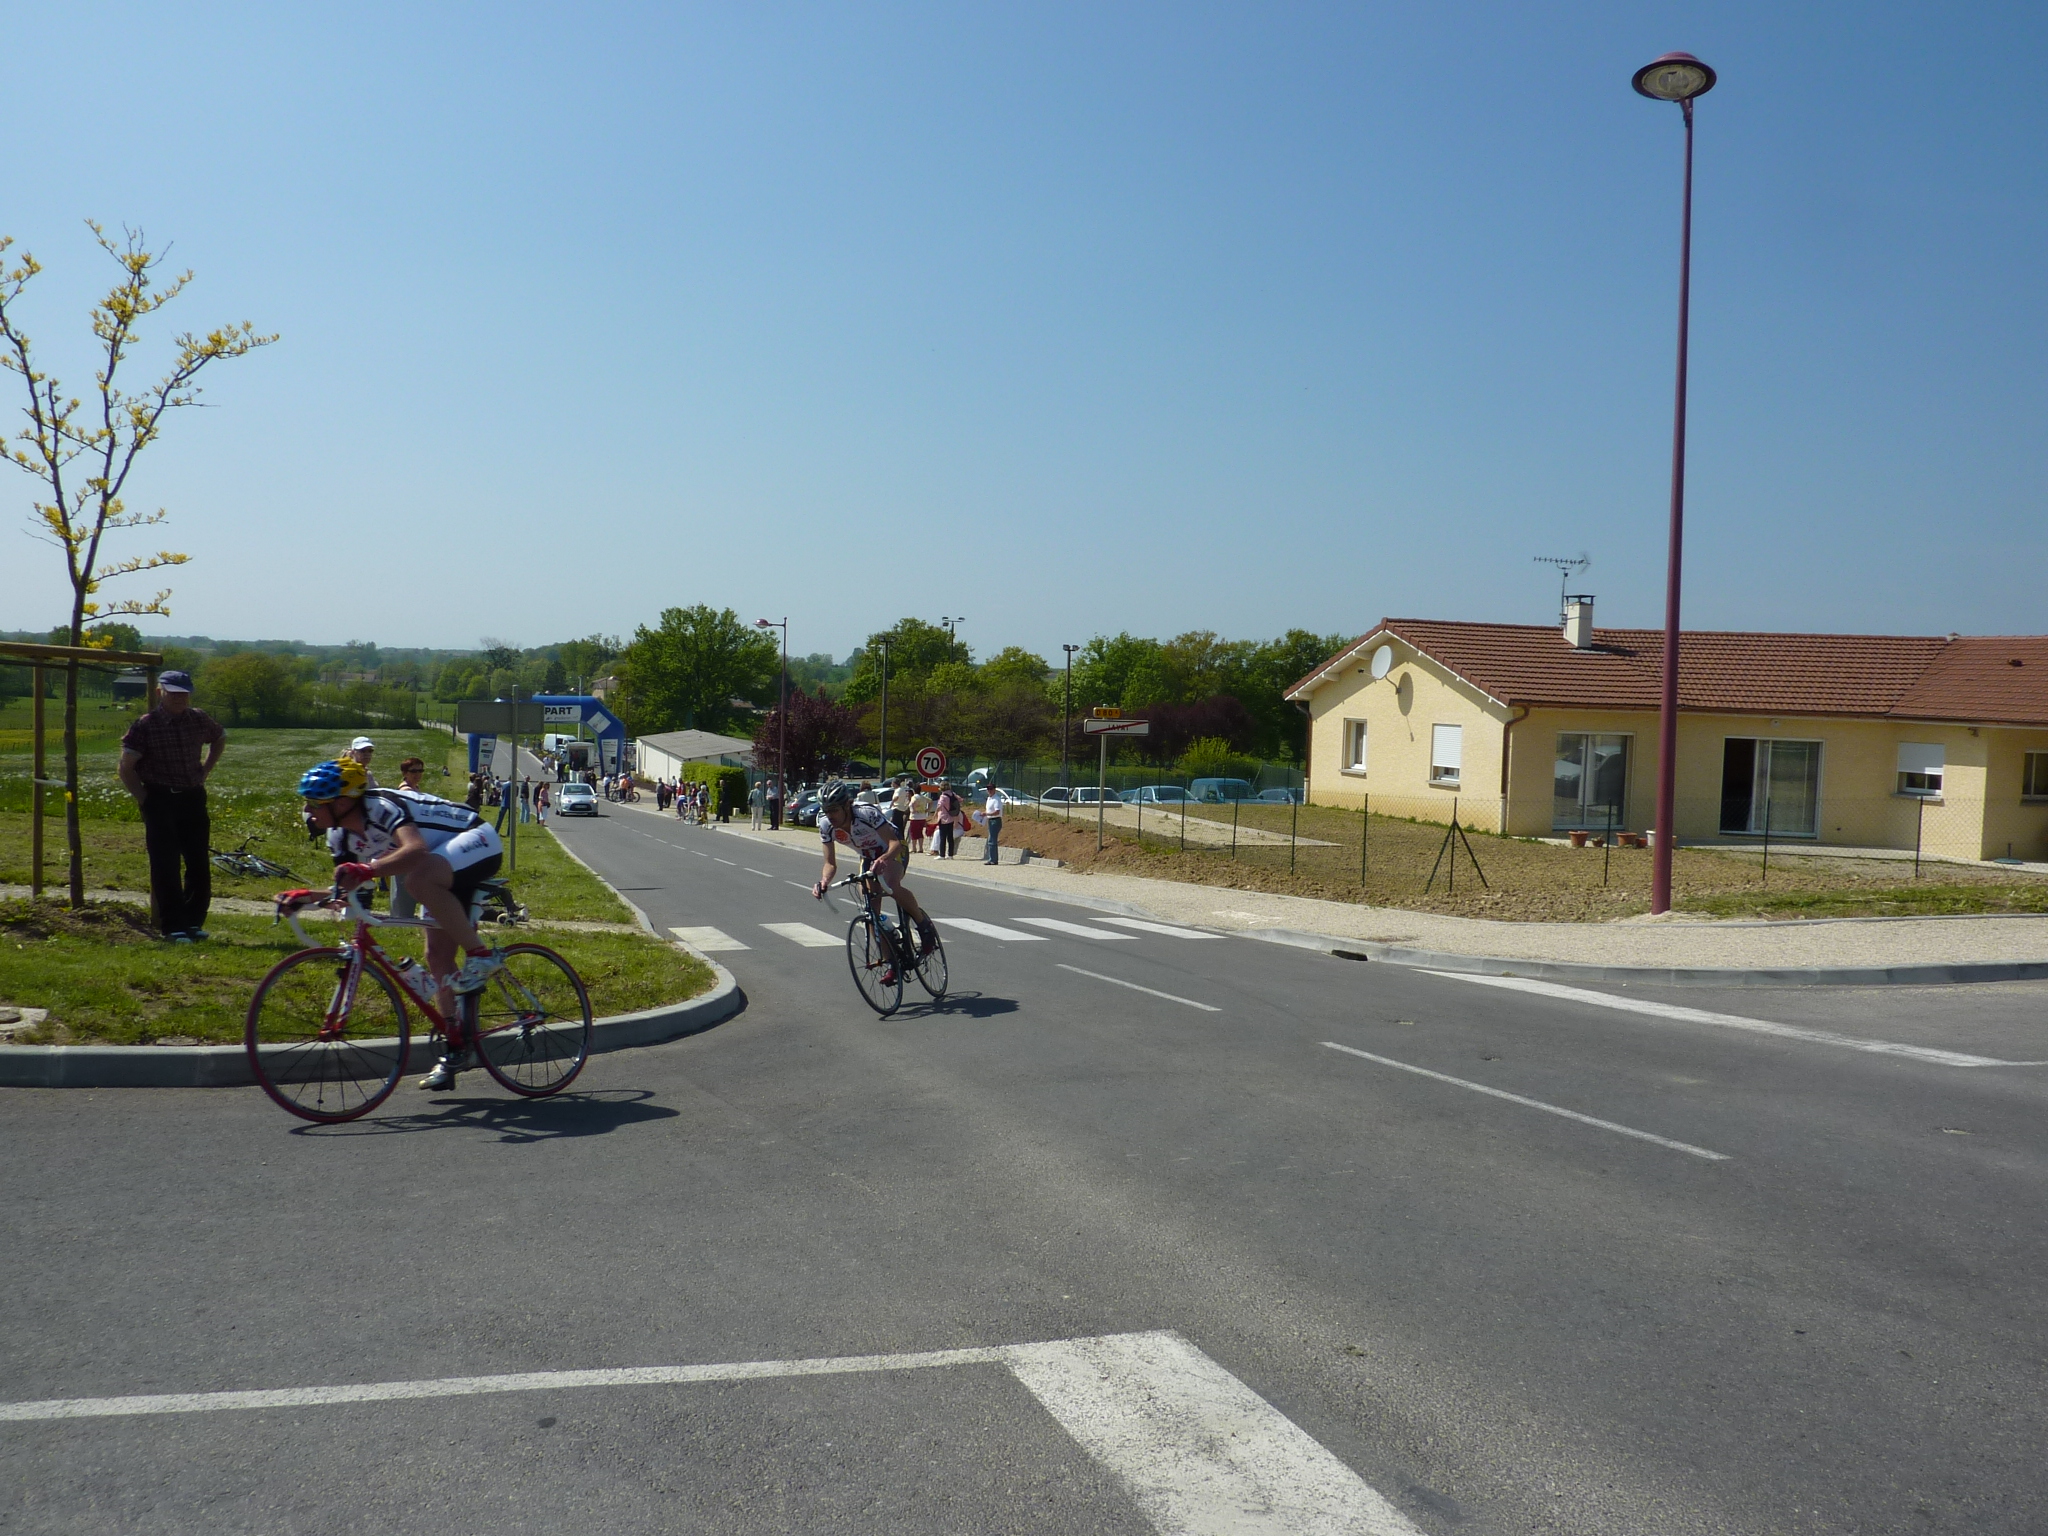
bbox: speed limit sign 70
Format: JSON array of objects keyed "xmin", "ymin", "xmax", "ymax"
[{"xmin": 915, "ymin": 746, "xmax": 949, "ymax": 778}]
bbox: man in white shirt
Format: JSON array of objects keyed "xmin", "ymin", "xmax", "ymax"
[{"xmin": 981, "ymin": 786, "xmax": 1005, "ymax": 864}]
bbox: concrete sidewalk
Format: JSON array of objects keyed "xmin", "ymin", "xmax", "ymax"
[{"xmin": 619, "ymin": 799, "xmax": 2048, "ymax": 984}]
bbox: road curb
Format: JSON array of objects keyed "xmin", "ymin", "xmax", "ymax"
[
  {"xmin": 1243, "ymin": 927, "xmax": 2048, "ymax": 989},
  {"xmin": 0, "ymin": 965, "xmax": 742, "ymax": 1090}
]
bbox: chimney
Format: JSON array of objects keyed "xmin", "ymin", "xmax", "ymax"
[{"xmin": 1563, "ymin": 595, "xmax": 1595, "ymax": 649}]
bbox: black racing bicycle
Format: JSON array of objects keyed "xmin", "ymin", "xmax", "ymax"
[
  {"xmin": 829, "ymin": 865, "xmax": 946, "ymax": 1016},
  {"xmin": 210, "ymin": 834, "xmax": 299, "ymax": 881}
]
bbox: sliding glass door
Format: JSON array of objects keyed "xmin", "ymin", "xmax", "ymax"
[
  {"xmin": 1719, "ymin": 738, "xmax": 1821, "ymax": 837},
  {"xmin": 1553, "ymin": 733, "xmax": 1631, "ymax": 830}
]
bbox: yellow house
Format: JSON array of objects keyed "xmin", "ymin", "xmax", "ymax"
[{"xmin": 1286, "ymin": 603, "xmax": 2048, "ymax": 862}]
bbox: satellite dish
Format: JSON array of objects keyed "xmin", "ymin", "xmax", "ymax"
[{"xmin": 1369, "ymin": 644, "xmax": 1394, "ymax": 680}]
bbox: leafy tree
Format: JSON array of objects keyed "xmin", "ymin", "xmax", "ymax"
[
  {"xmin": 203, "ymin": 650, "xmax": 302, "ymax": 725},
  {"xmin": 478, "ymin": 638, "xmax": 521, "ymax": 673},
  {"xmin": 980, "ymin": 646, "xmax": 1050, "ymax": 691},
  {"xmin": 0, "ymin": 224, "xmax": 274, "ymax": 906},
  {"xmin": 752, "ymin": 686, "xmax": 862, "ymax": 787},
  {"xmin": 843, "ymin": 618, "xmax": 970, "ymax": 704},
  {"xmin": 618, "ymin": 605, "xmax": 778, "ymax": 733},
  {"xmin": 553, "ymin": 634, "xmax": 620, "ymax": 692}
]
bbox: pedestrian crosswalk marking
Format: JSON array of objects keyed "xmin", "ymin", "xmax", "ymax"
[
  {"xmin": 760, "ymin": 923, "xmax": 841, "ymax": 948},
  {"xmin": 937, "ymin": 917, "xmax": 1046, "ymax": 942},
  {"xmin": 670, "ymin": 926, "xmax": 749, "ymax": 951},
  {"xmin": 1014, "ymin": 917, "xmax": 1136, "ymax": 941},
  {"xmin": 1098, "ymin": 917, "xmax": 1219, "ymax": 939}
]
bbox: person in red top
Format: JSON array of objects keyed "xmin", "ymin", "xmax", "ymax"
[{"xmin": 117, "ymin": 670, "xmax": 226, "ymax": 942}]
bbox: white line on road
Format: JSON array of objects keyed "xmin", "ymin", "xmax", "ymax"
[
  {"xmin": 712, "ymin": 858, "xmax": 736, "ymax": 866},
  {"xmin": 760, "ymin": 922, "xmax": 841, "ymax": 948},
  {"xmin": 937, "ymin": 917, "xmax": 1046, "ymax": 942},
  {"xmin": 1098, "ymin": 917, "xmax": 1220, "ymax": 939},
  {"xmin": 1424, "ymin": 971, "xmax": 2045, "ymax": 1068},
  {"xmin": 1321, "ymin": 1042, "xmax": 1728, "ymax": 1160},
  {"xmin": 1016, "ymin": 917, "xmax": 1136, "ymax": 940},
  {"xmin": 669, "ymin": 926, "xmax": 749, "ymax": 952},
  {"xmin": 1060, "ymin": 965, "xmax": 1221, "ymax": 1012},
  {"xmin": 745, "ymin": 869, "xmax": 775, "ymax": 878},
  {"xmin": 0, "ymin": 1332, "xmax": 1421, "ymax": 1535}
]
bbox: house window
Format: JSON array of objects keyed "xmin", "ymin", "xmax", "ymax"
[
  {"xmin": 1896, "ymin": 743, "xmax": 1944, "ymax": 798},
  {"xmin": 1719, "ymin": 738, "xmax": 1821, "ymax": 837},
  {"xmin": 2024, "ymin": 752, "xmax": 2048, "ymax": 800},
  {"xmin": 1553, "ymin": 733, "xmax": 1631, "ymax": 830},
  {"xmin": 1342, "ymin": 720, "xmax": 1367, "ymax": 774},
  {"xmin": 1430, "ymin": 724, "xmax": 1462, "ymax": 786}
]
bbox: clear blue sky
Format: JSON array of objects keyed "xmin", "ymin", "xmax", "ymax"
[{"xmin": 6, "ymin": 2, "xmax": 2042, "ymax": 659}]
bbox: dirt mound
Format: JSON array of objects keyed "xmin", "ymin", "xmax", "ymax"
[{"xmin": 0, "ymin": 897, "xmax": 158, "ymax": 944}]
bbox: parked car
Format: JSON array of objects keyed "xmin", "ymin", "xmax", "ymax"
[
  {"xmin": 555, "ymin": 781, "xmax": 599, "ymax": 817},
  {"xmin": 788, "ymin": 791, "xmax": 821, "ymax": 827},
  {"xmin": 1068, "ymin": 786, "xmax": 1119, "ymax": 805},
  {"xmin": 1188, "ymin": 778, "xmax": 1258, "ymax": 803},
  {"xmin": 1119, "ymin": 785, "xmax": 1191, "ymax": 805},
  {"xmin": 1038, "ymin": 785, "xmax": 1077, "ymax": 805},
  {"xmin": 1254, "ymin": 787, "xmax": 1304, "ymax": 804}
]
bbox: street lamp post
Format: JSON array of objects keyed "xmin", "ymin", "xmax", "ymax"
[
  {"xmin": 1061, "ymin": 643, "xmax": 1078, "ymax": 785},
  {"xmin": 941, "ymin": 616, "xmax": 964, "ymax": 645},
  {"xmin": 1633, "ymin": 51, "xmax": 1716, "ymax": 916},
  {"xmin": 756, "ymin": 617, "xmax": 788, "ymax": 814},
  {"xmin": 877, "ymin": 635, "xmax": 892, "ymax": 780}
]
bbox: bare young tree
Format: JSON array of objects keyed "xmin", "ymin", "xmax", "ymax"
[{"xmin": 0, "ymin": 224, "xmax": 275, "ymax": 905}]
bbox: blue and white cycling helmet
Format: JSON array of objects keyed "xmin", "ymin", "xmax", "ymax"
[{"xmin": 298, "ymin": 758, "xmax": 368, "ymax": 800}]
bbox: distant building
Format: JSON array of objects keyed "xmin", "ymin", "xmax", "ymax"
[
  {"xmin": 636, "ymin": 728, "xmax": 756, "ymax": 782},
  {"xmin": 1287, "ymin": 602, "xmax": 2048, "ymax": 861}
]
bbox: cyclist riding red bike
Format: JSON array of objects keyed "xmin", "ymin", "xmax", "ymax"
[
  {"xmin": 812, "ymin": 779, "xmax": 939, "ymax": 981},
  {"xmin": 298, "ymin": 757, "xmax": 504, "ymax": 1089}
]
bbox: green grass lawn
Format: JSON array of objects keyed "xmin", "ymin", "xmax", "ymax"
[{"xmin": 0, "ymin": 898, "xmax": 716, "ymax": 1046}]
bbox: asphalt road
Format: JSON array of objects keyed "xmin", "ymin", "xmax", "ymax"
[{"xmin": 5, "ymin": 801, "xmax": 2048, "ymax": 1534}]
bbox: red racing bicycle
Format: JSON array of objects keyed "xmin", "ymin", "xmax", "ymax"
[{"xmin": 246, "ymin": 884, "xmax": 593, "ymax": 1123}]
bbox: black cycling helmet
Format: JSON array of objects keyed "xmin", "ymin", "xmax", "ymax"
[{"xmin": 819, "ymin": 779, "xmax": 855, "ymax": 814}]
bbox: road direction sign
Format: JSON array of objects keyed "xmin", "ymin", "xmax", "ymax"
[
  {"xmin": 1082, "ymin": 718, "xmax": 1151, "ymax": 736},
  {"xmin": 916, "ymin": 746, "xmax": 949, "ymax": 777},
  {"xmin": 455, "ymin": 700, "xmax": 549, "ymax": 736}
]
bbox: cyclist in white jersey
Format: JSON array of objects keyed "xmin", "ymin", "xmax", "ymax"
[
  {"xmin": 298, "ymin": 758, "xmax": 506, "ymax": 1089},
  {"xmin": 812, "ymin": 779, "xmax": 939, "ymax": 957}
]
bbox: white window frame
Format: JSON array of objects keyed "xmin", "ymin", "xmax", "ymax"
[
  {"xmin": 1341, "ymin": 719, "xmax": 1368, "ymax": 775},
  {"xmin": 1896, "ymin": 742, "xmax": 1944, "ymax": 800},
  {"xmin": 1429, "ymin": 723, "xmax": 1462, "ymax": 787},
  {"xmin": 2023, "ymin": 751, "xmax": 2048, "ymax": 802}
]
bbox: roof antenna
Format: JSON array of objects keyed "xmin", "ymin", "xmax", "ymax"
[{"xmin": 1533, "ymin": 553, "xmax": 1591, "ymax": 624}]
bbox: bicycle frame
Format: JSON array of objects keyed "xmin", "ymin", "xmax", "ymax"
[{"xmin": 278, "ymin": 887, "xmax": 465, "ymax": 1044}]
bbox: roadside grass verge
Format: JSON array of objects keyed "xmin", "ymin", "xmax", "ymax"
[{"xmin": 0, "ymin": 898, "xmax": 715, "ymax": 1046}]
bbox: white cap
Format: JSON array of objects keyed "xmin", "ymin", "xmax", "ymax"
[{"xmin": 350, "ymin": 736, "xmax": 375, "ymax": 751}]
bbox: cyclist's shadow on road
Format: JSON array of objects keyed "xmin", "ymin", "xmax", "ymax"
[
  {"xmin": 296, "ymin": 1087, "xmax": 678, "ymax": 1143},
  {"xmin": 901, "ymin": 989, "xmax": 1018, "ymax": 1021}
]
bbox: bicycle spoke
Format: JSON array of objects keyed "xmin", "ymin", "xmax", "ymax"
[
  {"xmin": 472, "ymin": 945, "xmax": 592, "ymax": 1097},
  {"xmin": 246, "ymin": 949, "xmax": 408, "ymax": 1124}
]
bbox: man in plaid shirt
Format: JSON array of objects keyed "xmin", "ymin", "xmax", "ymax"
[{"xmin": 117, "ymin": 670, "xmax": 226, "ymax": 941}]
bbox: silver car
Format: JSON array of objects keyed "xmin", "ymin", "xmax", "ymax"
[{"xmin": 555, "ymin": 781, "xmax": 599, "ymax": 816}]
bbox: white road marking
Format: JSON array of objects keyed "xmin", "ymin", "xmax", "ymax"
[
  {"xmin": 1321, "ymin": 1042, "xmax": 1728, "ymax": 1161},
  {"xmin": 745, "ymin": 869, "xmax": 775, "ymax": 879},
  {"xmin": 937, "ymin": 917, "xmax": 1046, "ymax": 942},
  {"xmin": 0, "ymin": 1331, "xmax": 1421, "ymax": 1535},
  {"xmin": 712, "ymin": 858, "xmax": 737, "ymax": 866},
  {"xmin": 1097, "ymin": 917, "xmax": 1220, "ymax": 939},
  {"xmin": 1060, "ymin": 965, "xmax": 1221, "ymax": 1012},
  {"xmin": 1016, "ymin": 917, "xmax": 1136, "ymax": 941},
  {"xmin": 669, "ymin": 926, "xmax": 749, "ymax": 952},
  {"xmin": 787, "ymin": 881, "xmax": 815, "ymax": 892},
  {"xmin": 1007, "ymin": 1330, "xmax": 1423, "ymax": 1536},
  {"xmin": 760, "ymin": 922, "xmax": 841, "ymax": 948},
  {"xmin": 1425, "ymin": 971, "xmax": 2045, "ymax": 1069}
]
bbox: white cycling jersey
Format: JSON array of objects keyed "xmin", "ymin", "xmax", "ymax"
[
  {"xmin": 334, "ymin": 789, "xmax": 496, "ymax": 865},
  {"xmin": 821, "ymin": 802, "xmax": 900, "ymax": 863}
]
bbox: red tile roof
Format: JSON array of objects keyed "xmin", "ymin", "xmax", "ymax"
[{"xmin": 1289, "ymin": 620, "xmax": 2048, "ymax": 726}]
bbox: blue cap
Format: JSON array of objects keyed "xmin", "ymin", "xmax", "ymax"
[{"xmin": 158, "ymin": 670, "xmax": 194, "ymax": 693}]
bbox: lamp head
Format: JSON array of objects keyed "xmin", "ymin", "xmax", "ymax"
[{"xmin": 1633, "ymin": 52, "xmax": 1715, "ymax": 102}]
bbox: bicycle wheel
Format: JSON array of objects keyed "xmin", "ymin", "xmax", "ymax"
[
  {"xmin": 470, "ymin": 943, "xmax": 593, "ymax": 1096},
  {"xmin": 846, "ymin": 913, "xmax": 903, "ymax": 1016},
  {"xmin": 210, "ymin": 853, "xmax": 240, "ymax": 876},
  {"xmin": 248, "ymin": 855, "xmax": 298, "ymax": 880},
  {"xmin": 913, "ymin": 925, "xmax": 948, "ymax": 999},
  {"xmin": 246, "ymin": 948, "xmax": 409, "ymax": 1123}
]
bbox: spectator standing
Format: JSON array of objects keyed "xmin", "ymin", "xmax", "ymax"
[
  {"xmin": 347, "ymin": 736, "xmax": 379, "ymax": 787},
  {"xmin": 535, "ymin": 780, "xmax": 550, "ymax": 824},
  {"xmin": 117, "ymin": 671, "xmax": 225, "ymax": 941},
  {"xmin": 931, "ymin": 784, "xmax": 959, "ymax": 859},
  {"xmin": 749, "ymin": 778, "xmax": 765, "ymax": 828},
  {"xmin": 766, "ymin": 778, "xmax": 782, "ymax": 830},
  {"xmin": 389, "ymin": 756, "xmax": 430, "ymax": 919},
  {"xmin": 982, "ymin": 786, "xmax": 1005, "ymax": 865},
  {"xmin": 520, "ymin": 776, "xmax": 533, "ymax": 823},
  {"xmin": 908, "ymin": 785, "xmax": 932, "ymax": 853},
  {"xmin": 890, "ymin": 777, "xmax": 913, "ymax": 837},
  {"xmin": 465, "ymin": 772, "xmax": 485, "ymax": 811}
]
